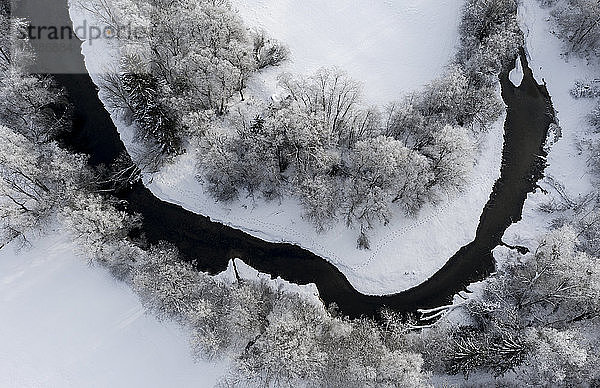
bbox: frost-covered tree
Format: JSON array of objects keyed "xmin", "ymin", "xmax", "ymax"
[
  {"xmin": 197, "ymin": 119, "xmax": 285, "ymax": 201},
  {"xmin": 423, "ymin": 125, "xmax": 476, "ymax": 191},
  {"xmin": 63, "ymin": 193, "xmax": 142, "ymax": 278},
  {"xmin": 444, "ymin": 226, "xmax": 600, "ymax": 384},
  {"xmin": 297, "ymin": 174, "xmax": 342, "ymax": 232},
  {"xmin": 133, "ymin": 243, "xmax": 233, "ymax": 358},
  {"xmin": 458, "ymin": 0, "xmax": 522, "ymax": 80},
  {"xmin": 0, "ymin": 15, "xmax": 70, "ymax": 143},
  {"xmin": 278, "ymin": 68, "xmax": 380, "ymax": 146},
  {"xmin": 320, "ymin": 318, "xmax": 428, "ymax": 388},
  {"xmin": 511, "ymin": 227, "xmax": 600, "ymax": 326},
  {"xmin": 520, "ymin": 327, "xmax": 590, "ymax": 386},
  {"xmin": 197, "ymin": 127, "xmax": 245, "ymax": 201},
  {"xmin": 252, "ymin": 29, "xmax": 290, "ymax": 70},
  {"xmin": 237, "ymin": 297, "xmax": 328, "ymax": 386},
  {"xmin": 552, "ymin": 0, "xmax": 600, "ymax": 58},
  {"xmin": 0, "ymin": 69, "xmax": 71, "ymax": 144},
  {"xmin": 0, "ymin": 13, "xmax": 34, "ymax": 72},
  {"xmin": 78, "ymin": 0, "xmax": 289, "ymax": 158},
  {"xmin": 387, "ymin": 66, "xmax": 502, "ymax": 146},
  {"xmin": 121, "ymin": 66, "xmax": 182, "ymax": 154},
  {"xmin": 0, "ymin": 126, "xmax": 88, "ymax": 246},
  {"xmin": 347, "ymin": 136, "xmax": 433, "ymax": 231}
]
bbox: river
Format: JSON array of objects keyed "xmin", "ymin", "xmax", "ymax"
[{"xmin": 14, "ymin": 0, "xmax": 554, "ymax": 319}]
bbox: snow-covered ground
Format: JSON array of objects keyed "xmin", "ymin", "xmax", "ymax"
[
  {"xmin": 148, "ymin": 122, "xmax": 504, "ymax": 294},
  {"xmin": 69, "ymin": 0, "xmax": 509, "ymax": 294},
  {"xmin": 230, "ymin": 0, "xmax": 461, "ymax": 105},
  {"xmin": 502, "ymin": 0, "xmax": 597, "ymax": 250},
  {"xmin": 0, "ymin": 233, "xmax": 225, "ymax": 387}
]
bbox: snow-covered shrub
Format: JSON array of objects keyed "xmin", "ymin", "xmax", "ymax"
[
  {"xmin": 571, "ymin": 79, "xmax": 600, "ymax": 98},
  {"xmin": 0, "ymin": 71, "xmax": 71, "ymax": 144},
  {"xmin": 587, "ymin": 103, "xmax": 600, "ymax": 132}
]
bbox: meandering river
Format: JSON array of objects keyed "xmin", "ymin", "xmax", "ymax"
[{"xmin": 16, "ymin": 0, "xmax": 555, "ymax": 319}]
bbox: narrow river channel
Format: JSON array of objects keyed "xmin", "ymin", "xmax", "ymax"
[{"xmin": 15, "ymin": 0, "xmax": 555, "ymax": 319}]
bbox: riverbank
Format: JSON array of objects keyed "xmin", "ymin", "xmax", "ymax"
[{"xmin": 502, "ymin": 0, "xmax": 597, "ymax": 256}]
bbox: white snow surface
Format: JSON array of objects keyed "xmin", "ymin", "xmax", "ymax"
[
  {"xmin": 69, "ymin": 1, "xmax": 507, "ymax": 294},
  {"xmin": 503, "ymin": 0, "xmax": 597, "ymax": 249},
  {"xmin": 0, "ymin": 233, "xmax": 225, "ymax": 388},
  {"xmin": 230, "ymin": 0, "xmax": 461, "ymax": 105}
]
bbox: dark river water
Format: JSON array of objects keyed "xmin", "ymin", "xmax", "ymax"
[{"xmin": 16, "ymin": 0, "xmax": 555, "ymax": 319}]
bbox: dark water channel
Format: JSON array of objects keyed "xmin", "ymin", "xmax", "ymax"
[{"xmin": 16, "ymin": 0, "xmax": 554, "ymax": 319}]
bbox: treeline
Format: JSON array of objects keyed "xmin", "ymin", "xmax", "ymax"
[
  {"xmin": 88, "ymin": 0, "xmax": 524, "ymax": 247},
  {"xmin": 437, "ymin": 219, "xmax": 600, "ymax": 386},
  {"xmin": 0, "ymin": 14, "xmax": 90, "ymax": 247},
  {"xmin": 551, "ymin": 0, "xmax": 600, "ymax": 58}
]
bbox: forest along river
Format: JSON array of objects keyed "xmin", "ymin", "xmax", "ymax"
[{"xmin": 21, "ymin": 0, "xmax": 555, "ymax": 319}]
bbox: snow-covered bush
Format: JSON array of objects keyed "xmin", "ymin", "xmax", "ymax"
[{"xmin": 571, "ymin": 79, "xmax": 600, "ymax": 98}]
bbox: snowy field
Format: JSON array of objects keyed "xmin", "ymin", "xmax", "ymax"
[
  {"xmin": 230, "ymin": 0, "xmax": 461, "ymax": 105},
  {"xmin": 502, "ymin": 0, "xmax": 597, "ymax": 250},
  {"xmin": 0, "ymin": 234, "xmax": 225, "ymax": 387},
  {"xmin": 70, "ymin": 1, "xmax": 509, "ymax": 294}
]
